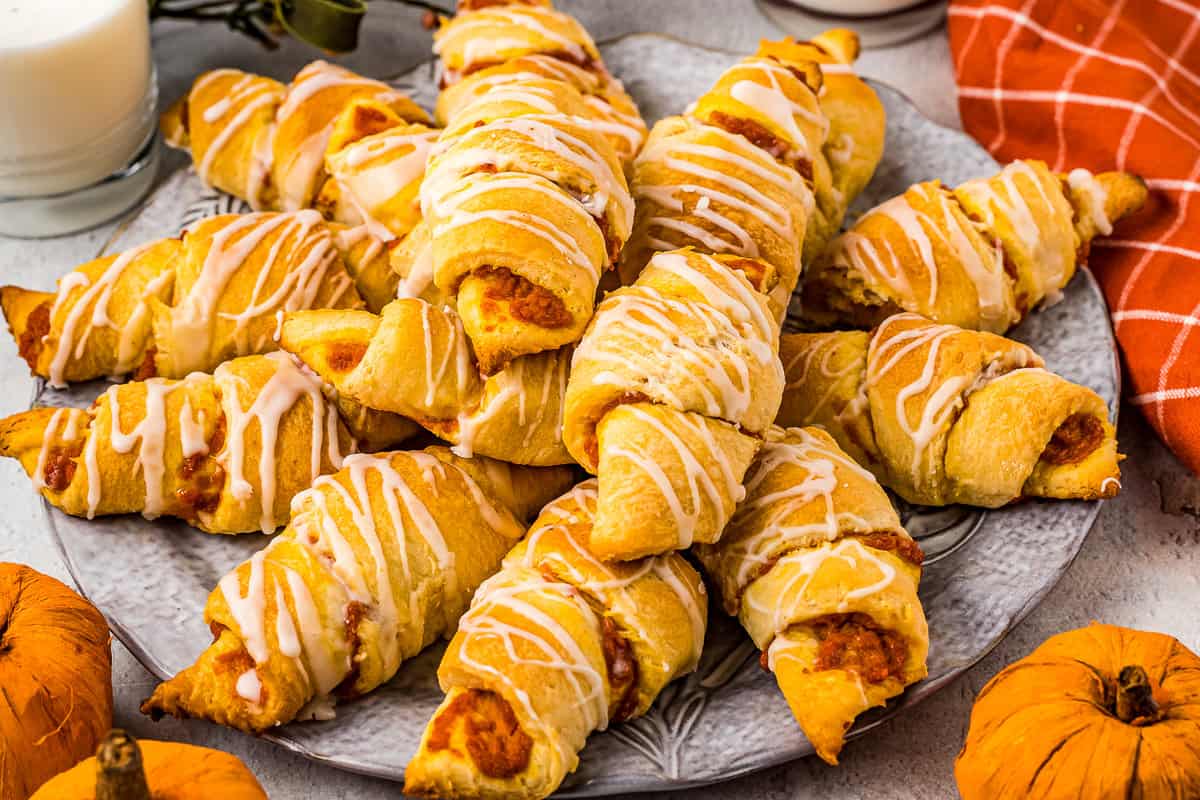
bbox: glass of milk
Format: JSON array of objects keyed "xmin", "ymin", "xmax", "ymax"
[{"xmin": 0, "ymin": 0, "xmax": 159, "ymax": 237}]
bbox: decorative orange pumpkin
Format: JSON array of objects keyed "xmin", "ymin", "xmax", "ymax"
[
  {"xmin": 956, "ymin": 623, "xmax": 1200, "ymax": 799},
  {"xmin": 31, "ymin": 729, "xmax": 268, "ymax": 799},
  {"xmin": 0, "ymin": 562, "xmax": 113, "ymax": 800}
]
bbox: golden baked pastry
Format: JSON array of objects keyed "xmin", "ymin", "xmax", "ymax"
[
  {"xmin": 621, "ymin": 32, "xmax": 883, "ymax": 293},
  {"xmin": 421, "ymin": 79, "xmax": 633, "ymax": 373},
  {"xmin": 435, "ymin": 53, "xmax": 646, "ymax": 166},
  {"xmin": 318, "ymin": 110, "xmax": 440, "ymax": 243},
  {"xmin": 801, "ymin": 159, "xmax": 1148, "ymax": 331},
  {"xmin": 162, "ymin": 60, "xmax": 429, "ymax": 213},
  {"xmin": 434, "ymin": 1, "xmax": 601, "ymax": 89},
  {"xmin": 696, "ymin": 426, "xmax": 928, "ymax": 765},
  {"xmin": 404, "ymin": 480, "xmax": 707, "ymax": 800},
  {"xmin": 420, "ymin": 0, "xmax": 639, "ymax": 373},
  {"xmin": 776, "ymin": 313, "xmax": 1122, "ymax": 506},
  {"xmin": 141, "ymin": 447, "xmax": 574, "ymax": 732},
  {"xmin": 0, "ymin": 352, "xmax": 389, "ymax": 534},
  {"xmin": 563, "ymin": 248, "xmax": 784, "ymax": 559},
  {"xmin": 0, "ymin": 211, "xmax": 392, "ymax": 387},
  {"xmin": 755, "ymin": 31, "xmax": 886, "ymax": 257},
  {"xmin": 280, "ymin": 301, "xmax": 573, "ymax": 466}
]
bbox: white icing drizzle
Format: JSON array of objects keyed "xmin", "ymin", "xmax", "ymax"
[
  {"xmin": 727, "ymin": 430, "xmax": 881, "ymax": 589},
  {"xmin": 833, "ymin": 183, "xmax": 1011, "ymax": 328},
  {"xmin": 45, "ymin": 242, "xmax": 161, "ymax": 388},
  {"xmin": 1067, "ymin": 168, "xmax": 1113, "ymax": 236},
  {"xmin": 216, "ymin": 449, "xmax": 523, "ymax": 712},
  {"xmin": 724, "ymin": 58, "xmax": 829, "ymax": 150},
  {"xmin": 31, "ymin": 408, "xmax": 80, "ymax": 492},
  {"xmin": 745, "ymin": 537, "xmax": 898, "ymax": 634},
  {"xmin": 105, "ymin": 378, "xmax": 188, "ymax": 520},
  {"xmin": 426, "ymin": 171, "xmax": 604, "ymax": 287},
  {"xmin": 235, "ymin": 669, "xmax": 263, "ymax": 704},
  {"xmin": 435, "ymin": 6, "xmax": 591, "ymax": 68},
  {"xmin": 634, "ymin": 129, "xmax": 808, "ymax": 264},
  {"xmin": 395, "ymin": 233, "xmax": 435, "ymax": 301},
  {"xmin": 192, "ymin": 70, "xmax": 283, "ymax": 206},
  {"xmin": 272, "ymin": 61, "xmax": 405, "ymax": 211},
  {"xmin": 328, "ymin": 128, "xmax": 438, "ymax": 242},
  {"xmin": 518, "ymin": 480, "xmax": 706, "ymax": 671},
  {"xmin": 867, "ymin": 314, "xmax": 1038, "ymax": 486},
  {"xmin": 575, "ymin": 251, "xmax": 779, "ymax": 424},
  {"xmin": 605, "ymin": 404, "xmax": 744, "ymax": 548},
  {"xmin": 216, "ymin": 351, "xmax": 347, "ymax": 533},
  {"xmin": 458, "ymin": 571, "xmax": 609, "ymax": 737},
  {"xmin": 956, "ymin": 161, "xmax": 1074, "ymax": 309},
  {"xmin": 170, "ymin": 211, "xmax": 349, "ymax": 375},
  {"xmin": 454, "ymin": 349, "xmax": 568, "ymax": 463}
]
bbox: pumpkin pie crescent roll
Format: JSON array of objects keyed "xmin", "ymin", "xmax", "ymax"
[
  {"xmin": 404, "ymin": 480, "xmax": 707, "ymax": 800},
  {"xmin": 435, "ymin": 54, "xmax": 646, "ymax": 166},
  {"xmin": 163, "ymin": 60, "xmax": 429, "ymax": 212},
  {"xmin": 141, "ymin": 448, "xmax": 574, "ymax": 733},
  {"xmin": 755, "ymin": 31, "xmax": 886, "ymax": 258},
  {"xmin": 564, "ymin": 248, "xmax": 784, "ymax": 559},
  {"xmin": 0, "ymin": 211, "xmax": 389, "ymax": 387},
  {"xmin": 280, "ymin": 301, "xmax": 573, "ymax": 466},
  {"xmin": 433, "ymin": 2, "xmax": 602, "ymax": 88},
  {"xmin": 695, "ymin": 426, "xmax": 928, "ymax": 765},
  {"xmin": 801, "ymin": 159, "xmax": 1148, "ymax": 331},
  {"xmin": 0, "ymin": 352, "xmax": 370, "ymax": 534},
  {"xmin": 776, "ymin": 313, "xmax": 1122, "ymax": 506}
]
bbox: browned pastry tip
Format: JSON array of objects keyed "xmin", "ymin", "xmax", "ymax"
[{"xmin": 1, "ymin": 285, "xmax": 52, "ymax": 372}]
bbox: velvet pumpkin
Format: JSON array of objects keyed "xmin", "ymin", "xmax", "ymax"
[
  {"xmin": 31, "ymin": 729, "xmax": 267, "ymax": 799},
  {"xmin": 0, "ymin": 563, "xmax": 113, "ymax": 800},
  {"xmin": 956, "ymin": 623, "xmax": 1200, "ymax": 799}
]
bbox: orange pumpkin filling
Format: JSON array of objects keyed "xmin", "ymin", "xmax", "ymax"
[
  {"xmin": 1041, "ymin": 413, "xmax": 1105, "ymax": 465},
  {"xmin": 17, "ymin": 301, "xmax": 50, "ymax": 372},
  {"xmin": 705, "ymin": 111, "xmax": 813, "ymax": 180},
  {"xmin": 601, "ymin": 615, "xmax": 639, "ymax": 722},
  {"xmin": 812, "ymin": 613, "xmax": 908, "ymax": 685},
  {"xmin": 476, "ymin": 266, "xmax": 572, "ymax": 329},
  {"xmin": 427, "ymin": 689, "xmax": 534, "ymax": 779}
]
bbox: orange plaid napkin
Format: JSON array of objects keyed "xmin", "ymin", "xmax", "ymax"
[{"xmin": 948, "ymin": 0, "xmax": 1200, "ymax": 475}]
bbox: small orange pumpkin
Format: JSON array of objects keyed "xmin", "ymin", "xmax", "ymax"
[
  {"xmin": 0, "ymin": 563, "xmax": 113, "ymax": 800},
  {"xmin": 956, "ymin": 623, "xmax": 1200, "ymax": 799},
  {"xmin": 31, "ymin": 729, "xmax": 267, "ymax": 799}
]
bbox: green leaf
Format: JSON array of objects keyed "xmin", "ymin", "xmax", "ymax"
[{"xmin": 274, "ymin": 0, "xmax": 367, "ymax": 53}]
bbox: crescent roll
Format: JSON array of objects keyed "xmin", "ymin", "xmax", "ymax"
[
  {"xmin": 435, "ymin": 54, "xmax": 646, "ymax": 166},
  {"xmin": 433, "ymin": 2, "xmax": 602, "ymax": 89},
  {"xmin": 280, "ymin": 301, "xmax": 573, "ymax": 466},
  {"xmin": 0, "ymin": 352, "xmax": 360, "ymax": 534},
  {"xmin": 776, "ymin": 313, "xmax": 1122, "ymax": 507},
  {"xmin": 695, "ymin": 426, "xmax": 928, "ymax": 765},
  {"xmin": 801, "ymin": 159, "xmax": 1148, "ymax": 331},
  {"xmin": 404, "ymin": 480, "xmax": 707, "ymax": 800},
  {"xmin": 317, "ymin": 110, "xmax": 440, "ymax": 244},
  {"xmin": 421, "ymin": 79, "xmax": 633, "ymax": 372},
  {"xmin": 620, "ymin": 43, "xmax": 831, "ymax": 295},
  {"xmin": 0, "ymin": 211, "xmax": 389, "ymax": 387},
  {"xmin": 755, "ymin": 32, "xmax": 886, "ymax": 257},
  {"xmin": 142, "ymin": 447, "xmax": 574, "ymax": 733},
  {"xmin": 163, "ymin": 60, "xmax": 430, "ymax": 212},
  {"xmin": 563, "ymin": 248, "xmax": 784, "ymax": 559}
]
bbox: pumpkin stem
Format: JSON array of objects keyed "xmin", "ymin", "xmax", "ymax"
[
  {"xmin": 95, "ymin": 729, "xmax": 153, "ymax": 800},
  {"xmin": 1114, "ymin": 665, "xmax": 1159, "ymax": 723}
]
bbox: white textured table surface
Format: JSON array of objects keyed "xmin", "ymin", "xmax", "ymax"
[{"xmin": 1, "ymin": 3, "xmax": 1197, "ymax": 798}]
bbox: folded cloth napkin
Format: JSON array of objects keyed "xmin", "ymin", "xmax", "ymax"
[{"xmin": 948, "ymin": 0, "xmax": 1200, "ymax": 476}]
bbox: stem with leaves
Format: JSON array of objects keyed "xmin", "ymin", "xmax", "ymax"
[{"xmin": 147, "ymin": 0, "xmax": 454, "ymax": 51}]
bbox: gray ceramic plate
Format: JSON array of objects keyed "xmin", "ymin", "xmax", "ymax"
[{"xmin": 38, "ymin": 34, "xmax": 1118, "ymax": 796}]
